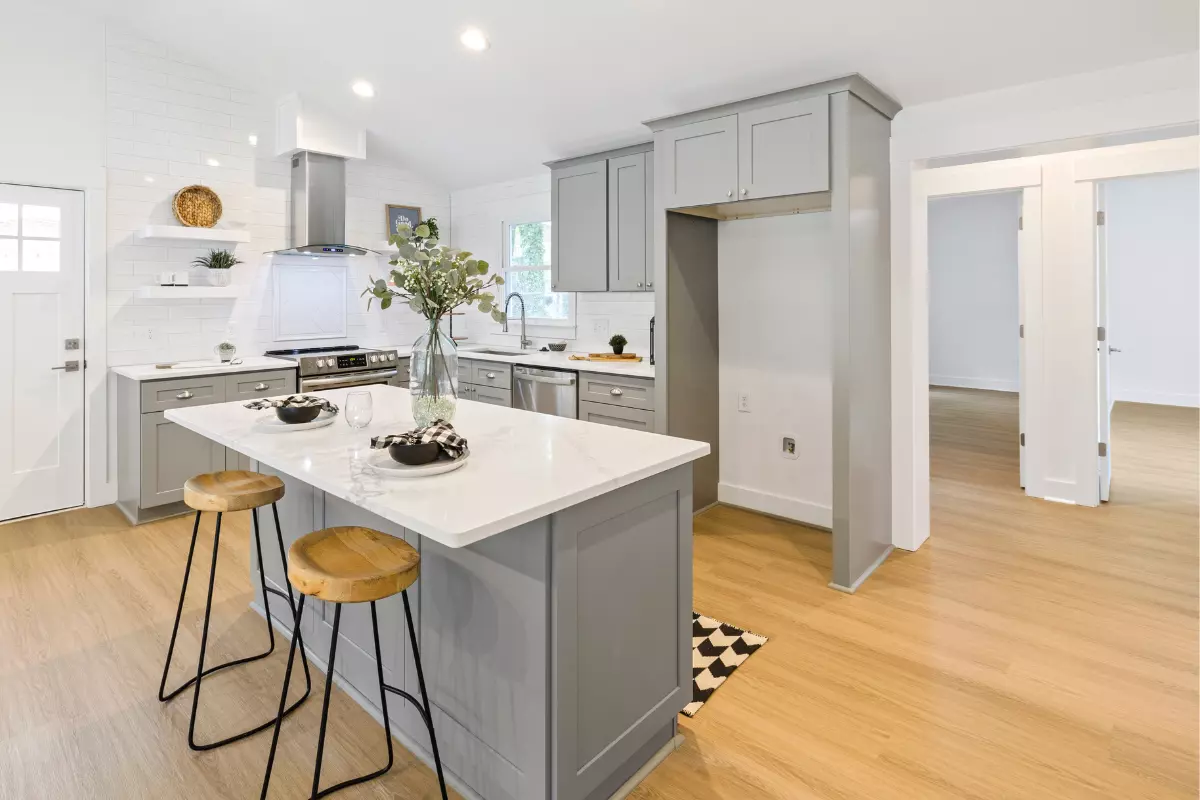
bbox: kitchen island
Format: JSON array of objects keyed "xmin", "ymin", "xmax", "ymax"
[{"xmin": 165, "ymin": 385, "xmax": 708, "ymax": 800}]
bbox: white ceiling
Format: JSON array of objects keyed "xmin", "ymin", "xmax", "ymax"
[{"xmin": 77, "ymin": 0, "xmax": 1198, "ymax": 188}]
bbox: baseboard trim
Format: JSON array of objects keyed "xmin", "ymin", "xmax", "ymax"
[
  {"xmin": 930, "ymin": 375, "xmax": 1019, "ymax": 393},
  {"xmin": 717, "ymin": 483, "xmax": 832, "ymax": 529},
  {"xmin": 828, "ymin": 545, "xmax": 894, "ymax": 594},
  {"xmin": 1112, "ymin": 390, "xmax": 1200, "ymax": 408},
  {"xmin": 607, "ymin": 733, "xmax": 685, "ymax": 800}
]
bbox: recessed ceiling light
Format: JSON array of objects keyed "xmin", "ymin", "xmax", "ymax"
[
  {"xmin": 248, "ymin": 134, "xmax": 258, "ymax": 146},
  {"xmin": 352, "ymin": 81, "xmax": 375, "ymax": 98},
  {"xmin": 460, "ymin": 28, "xmax": 489, "ymax": 52},
  {"xmin": 206, "ymin": 158, "xmax": 221, "ymax": 167}
]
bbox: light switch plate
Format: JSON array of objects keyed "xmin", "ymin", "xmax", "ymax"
[{"xmin": 781, "ymin": 436, "xmax": 798, "ymax": 459}]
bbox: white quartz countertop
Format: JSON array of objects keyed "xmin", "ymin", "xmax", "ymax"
[
  {"xmin": 393, "ymin": 345, "xmax": 656, "ymax": 379},
  {"xmin": 165, "ymin": 385, "xmax": 706, "ymax": 548},
  {"xmin": 112, "ymin": 356, "xmax": 297, "ymax": 381}
]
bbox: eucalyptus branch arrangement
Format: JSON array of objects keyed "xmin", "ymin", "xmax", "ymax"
[{"xmin": 363, "ymin": 217, "xmax": 506, "ymax": 324}]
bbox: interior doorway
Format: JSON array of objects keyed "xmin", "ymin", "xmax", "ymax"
[
  {"xmin": 1093, "ymin": 169, "xmax": 1200, "ymax": 501},
  {"xmin": 0, "ymin": 184, "xmax": 86, "ymax": 522}
]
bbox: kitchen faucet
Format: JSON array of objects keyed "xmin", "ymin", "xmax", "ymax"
[{"xmin": 502, "ymin": 292, "xmax": 533, "ymax": 350}]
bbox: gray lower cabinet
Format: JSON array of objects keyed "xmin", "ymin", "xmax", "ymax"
[
  {"xmin": 458, "ymin": 358, "xmax": 512, "ymax": 407},
  {"xmin": 117, "ymin": 368, "xmax": 297, "ymax": 524},
  {"xmin": 550, "ymin": 159, "xmax": 609, "ymax": 292},
  {"xmin": 578, "ymin": 373, "xmax": 656, "ymax": 431}
]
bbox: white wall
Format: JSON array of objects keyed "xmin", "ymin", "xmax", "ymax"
[
  {"xmin": 1106, "ymin": 170, "xmax": 1200, "ymax": 407},
  {"xmin": 928, "ymin": 191, "xmax": 1021, "ymax": 392},
  {"xmin": 450, "ymin": 174, "xmax": 656, "ymax": 353},
  {"xmin": 891, "ymin": 52, "xmax": 1200, "ymax": 551},
  {"xmin": 717, "ymin": 214, "xmax": 833, "ymax": 528}
]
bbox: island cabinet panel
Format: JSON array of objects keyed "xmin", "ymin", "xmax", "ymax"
[
  {"xmin": 660, "ymin": 114, "xmax": 738, "ymax": 208},
  {"xmin": 551, "ymin": 464, "xmax": 693, "ymax": 800},
  {"xmin": 551, "ymin": 159, "xmax": 609, "ymax": 292},
  {"xmin": 737, "ymin": 95, "xmax": 829, "ymax": 200}
]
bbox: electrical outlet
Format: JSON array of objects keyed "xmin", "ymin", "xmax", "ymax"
[
  {"xmin": 738, "ymin": 393, "xmax": 751, "ymax": 413},
  {"xmin": 593, "ymin": 318, "xmax": 610, "ymax": 337},
  {"xmin": 781, "ymin": 436, "xmax": 798, "ymax": 460}
]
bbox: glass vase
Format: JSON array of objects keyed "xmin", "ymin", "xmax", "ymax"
[{"xmin": 410, "ymin": 319, "xmax": 459, "ymax": 427}]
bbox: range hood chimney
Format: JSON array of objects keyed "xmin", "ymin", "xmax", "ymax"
[{"xmin": 270, "ymin": 150, "xmax": 374, "ymax": 257}]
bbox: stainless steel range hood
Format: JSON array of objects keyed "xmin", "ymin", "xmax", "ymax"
[{"xmin": 270, "ymin": 151, "xmax": 374, "ymax": 257}]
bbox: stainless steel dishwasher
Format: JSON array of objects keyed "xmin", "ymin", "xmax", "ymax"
[{"xmin": 513, "ymin": 366, "xmax": 578, "ymax": 419}]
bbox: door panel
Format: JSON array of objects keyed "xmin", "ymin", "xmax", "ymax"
[
  {"xmin": 608, "ymin": 152, "xmax": 648, "ymax": 291},
  {"xmin": 0, "ymin": 184, "xmax": 85, "ymax": 521},
  {"xmin": 1095, "ymin": 184, "xmax": 1112, "ymax": 502},
  {"xmin": 661, "ymin": 115, "xmax": 738, "ymax": 208},
  {"xmin": 737, "ymin": 96, "xmax": 830, "ymax": 200},
  {"xmin": 139, "ymin": 413, "xmax": 225, "ymax": 508},
  {"xmin": 551, "ymin": 159, "xmax": 608, "ymax": 292}
]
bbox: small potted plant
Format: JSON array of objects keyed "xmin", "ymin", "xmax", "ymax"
[
  {"xmin": 609, "ymin": 334, "xmax": 627, "ymax": 355},
  {"xmin": 193, "ymin": 249, "xmax": 241, "ymax": 286}
]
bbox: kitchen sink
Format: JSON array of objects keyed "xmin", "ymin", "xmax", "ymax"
[{"xmin": 467, "ymin": 348, "xmax": 526, "ymax": 356}]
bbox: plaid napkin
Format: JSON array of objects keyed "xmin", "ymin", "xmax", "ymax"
[
  {"xmin": 244, "ymin": 394, "xmax": 339, "ymax": 414},
  {"xmin": 371, "ymin": 420, "xmax": 469, "ymax": 460}
]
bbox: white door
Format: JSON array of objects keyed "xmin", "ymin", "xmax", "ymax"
[
  {"xmin": 0, "ymin": 184, "xmax": 86, "ymax": 521},
  {"xmin": 1017, "ymin": 186, "xmax": 1042, "ymax": 493},
  {"xmin": 1095, "ymin": 183, "xmax": 1112, "ymax": 502}
]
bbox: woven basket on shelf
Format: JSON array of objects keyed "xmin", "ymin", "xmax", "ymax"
[{"xmin": 172, "ymin": 185, "xmax": 222, "ymax": 228}]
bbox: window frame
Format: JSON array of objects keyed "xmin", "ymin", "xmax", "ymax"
[{"xmin": 500, "ymin": 217, "xmax": 575, "ymax": 330}]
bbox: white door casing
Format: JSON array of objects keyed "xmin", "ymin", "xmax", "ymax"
[
  {"xmin": 0, "ymin": 184, "xmax": 86, "ymax": 521},
  {"xmin": 1017, "ymin": 187, "xmax": 1043, "ymax": 492}
]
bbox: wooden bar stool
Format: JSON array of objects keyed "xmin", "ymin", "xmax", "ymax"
[
  {"xmin": 159, "ymin": 470, "xmax": 312, "ymax": 751},
  {"xmin": 259, "ymin": 526, "xmax": 448, "ymax": 800}
]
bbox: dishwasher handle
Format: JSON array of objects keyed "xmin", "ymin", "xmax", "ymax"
[{"xmin": 515, "ymin": 369, "xmax": 576, "ymax": 387}]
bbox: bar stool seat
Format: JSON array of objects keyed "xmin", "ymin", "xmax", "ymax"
[
  {"xmin": 288, "ymin": 526, "xmax": 421, "ymax": 603},
  {"xmin": 261, "ymin": 527, "xmax": 448, "ymax": 800},
  {"xmin": 159, "ymin": 469, "xmax": 310, "ymax": 752},
  {"xmin": 183, "ymin": 470, "xmax": 285, "ymax": 512}
]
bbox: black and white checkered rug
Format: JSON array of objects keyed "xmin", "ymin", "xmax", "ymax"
[{"xmin": 683, "ymin": 613, "xmax": 768, "ymax": 718}]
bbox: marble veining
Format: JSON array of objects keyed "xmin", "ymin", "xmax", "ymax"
[{"xmin": 165, "ymin": 385, "xmax": 707, "ymax": 548}]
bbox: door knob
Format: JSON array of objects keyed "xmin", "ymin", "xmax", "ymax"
[
  {"xmin": 726, "ymin": 190, "xmax": 732, "ymax": 198},
  {"xmin": 741, "ymin": 188, "xmax": 748, "ymax": 196}
]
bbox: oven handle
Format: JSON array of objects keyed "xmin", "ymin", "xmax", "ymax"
[{"xmin": 302, "ymin": 368, "xmax": 398, "ymax": 389}]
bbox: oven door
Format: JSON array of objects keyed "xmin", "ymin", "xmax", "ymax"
[{"xmin": 300, "ymin": 367, "xmax": 400, "ymax": 392}]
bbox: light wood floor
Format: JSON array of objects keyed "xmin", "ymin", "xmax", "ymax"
[{"xmin": 1, "ymin": 389, "xmax": 1196, "ymax": 799}]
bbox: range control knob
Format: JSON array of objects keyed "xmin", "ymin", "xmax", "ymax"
[
  {"xmin": 370, "ymin": 354, "xmax": 379, "ymax": 363},
  {"xmin": 316, "ymin": 358, "xmax": 326, "ymax": 368},
  {"xmin": 387, "ymin": 353, "xmax": 395, "ymax": 361}
]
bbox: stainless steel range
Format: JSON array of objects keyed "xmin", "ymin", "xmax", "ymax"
[{"xmin": 264, "ymin": 345, "xmax": 403, "ymax": 392}]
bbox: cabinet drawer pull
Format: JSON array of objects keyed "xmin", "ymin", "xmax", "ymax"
[
  {"xmin": 254, "ymin": 383, "xmax": 269, "ymax": 391},
  {"xmin": 176, "ymin": 390, "xmax": 194, "ymax": 400},
  {"xmin": 610, "ymin": 387, "xmax": 624, "ymax": 397},
  {"xmin": 486, "ymin": 372, "xmax": 497, "ymax": 379}
]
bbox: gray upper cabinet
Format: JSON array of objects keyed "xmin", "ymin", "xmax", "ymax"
[
  {"xmin": 737, "ymin": 96, "xmax": 829, "ymax": 200},
  {"xmin": 660, "ymin": 114, "xmax": 738, "ymax": 208},
  {"xmin": 607, "ymin": 151, "xmax": 653, "ymax": 291},
  {"xmin": 550, "ymin": 159, "xmax": 608, "ymax": 292}
]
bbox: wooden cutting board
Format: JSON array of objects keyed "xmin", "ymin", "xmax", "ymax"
[{"xmin": 568, "ymin": 353, "xmax": 643, "ymax": 363}]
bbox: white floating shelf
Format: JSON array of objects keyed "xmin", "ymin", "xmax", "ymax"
[
  {"xmin": 136, "ymin": 285, "xmax": 241, "ymax": 299},
  {"xmin": 136, "ymin": 225, "xmax": 251, "ymax": 244}
]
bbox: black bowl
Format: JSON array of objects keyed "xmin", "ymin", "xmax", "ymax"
[
  {"xmin": 275, "ymin": 405, "xmax": 321, "ymax": 424},
  {"xmin": 388, "ymin": 441, "xmax": 440, "ymax": 465}
]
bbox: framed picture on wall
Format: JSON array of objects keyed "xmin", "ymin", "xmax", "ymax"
[{"xmin": 386, "ymin": 204, "xmax": 422, "ymax": 237}]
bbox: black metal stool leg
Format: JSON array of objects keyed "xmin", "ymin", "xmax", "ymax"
[
  {"xmin": 272, "ymin": 502, "xmax": 313, "ymax": 696},
  {"xmin": 311, "ymin": 603, "xmax": 342, "ymax": 799},
  {"xmin": 159, "ymin": 511, "xmax": 202, "ymax": 702},
  {"xmin": 158, "ymin": 508, "xmax": 312, "ymax": 751},
  {"xmin": 261, "ymin": 593, "xmax": 307, "ymax": 800},
  {"xmin": 402, "ymin": 589, "xmax": 449, "ymax": 800}
]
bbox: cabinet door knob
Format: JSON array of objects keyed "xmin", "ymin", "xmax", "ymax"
[
  {"xmin": 636, "ymin": 281, "xmax": 643, "ymax": 288},
  {"xmin": 176, "ymin": 390, "xmax": 194, "ymax": 400},
  {"xmin": 254, "ymin": 383, "xmax": 269, "ymax": 391},
  {"xmin": 647, "ymin": 281, "xmax": 653, "ymax": 288},
  {"xmin": 726, "ymin": 190, "xmax": 732, "ymax": 198},
  {"xmin": 741, "ymin": 188, "xmax": 748, "ymax": 196},
  {"xmin": 610, "ymin": 387, "xmax": 624, "ymax": 397},
  {"xmin": 486, "ymin": 372, "xmax": 496, "ymax": 379}
]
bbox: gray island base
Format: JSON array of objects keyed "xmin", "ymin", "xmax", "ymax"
[
  {"xmin": 254, "ymin": 460, "xmax": 693, "ymax": 800},
  {"xmin": 166, "ymin": 386, "xmax": 707, "ymax": 799}
]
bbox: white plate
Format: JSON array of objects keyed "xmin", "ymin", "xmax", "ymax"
[
  {"xmin": 369, "ymin": 450, "xmax": 469, "ymax": 478},
  {"xmin": 253, "ymin": 410, "xmax": 338, "ymax": 433}
]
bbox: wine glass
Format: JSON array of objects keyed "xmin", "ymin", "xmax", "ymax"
[{"xmin": 345, "ymin": 390, "xmax": 374, "ymax": 430}]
